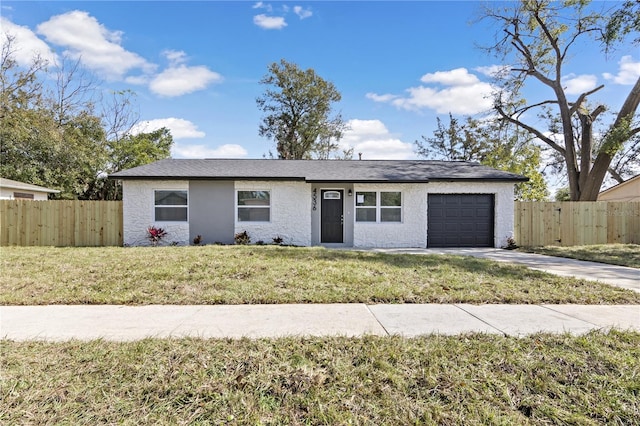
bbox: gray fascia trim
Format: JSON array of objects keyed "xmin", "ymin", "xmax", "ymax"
[
  {"xmin": 304, "ymin": 179, "xmax": 431, "ymax": 184},
  {"xmin": 428, "ymin": 178, "xmax": 530, "ymax": 182},
  {"xmin": 108, "ymin": 176, "xmax": 307, "ymax": 181}
]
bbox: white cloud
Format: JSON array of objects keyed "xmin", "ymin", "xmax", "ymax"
[
  {"xmin": 369, "ymin": 68, "xmax": 496, "ymax": 115},
  {"xmin": 163, "ymin": 49, "xmax": 188, "ymax": 66},
  {"xmin": 253, "ymin": 14, "xmax": 287, "ymax": 30},
  {"xmin": 1, "ymin": 17, "xmax": 58, "ymax": 66},
  {"xmin": 392, "ymin": 83, "xmax": 495, "ymax": 114},
  {"xmin": 340, "ymin": 119, "xmax": 415, "ymax": 160},
  {"xmin": 35, "ymin": 10, "xmax": 153, "ymax": 80},
  {"xmin": 420, "ymin": 68, "xmax": 479, "ymax": 86},
  {"xmin": 603, "ymin": 55, "xmax": 640, "ymax": 85},
  {"xmin": 124, "ymin": 75, "xmax": 149, "ymax": 85},
  {"xmin": 131, "ymin": 118, "xmax": 205, "ymax": 139},
  {"xmin": 252, "ymin": 2, "xmax": 272, "ymax": 12},
  {"xmin": 475, "ymin": 64, "xmax": 511, "ymax": 79},
  {"xmin": 366, "ymin": 93, "xmax": 398, "ymax": 102},
  {"xmin": 172, "ymin": 143, "xmax": 248, "ymax": 159},
  {"xmin": 146, "ymin": 50, "xmax": 222, "ymax": 97},
  {"xmin": 563, "ymin": 74, "xmax": 598, "ymax": 95},
  {"xmin": 293, "ymin": 6, "xmax": 313, "ymax": 19}
]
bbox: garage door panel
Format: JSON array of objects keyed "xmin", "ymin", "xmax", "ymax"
[
  {"xmin": 443, "ymin": 224, "xmax": 459, "ymax": 232},
  {"xmin": 428, "ymin": 194, "xmax": 494, "ymax": 248}
]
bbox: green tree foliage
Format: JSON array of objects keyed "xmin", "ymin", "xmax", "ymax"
[
  {"xmin": 603, "ymin": 0, "xmax": 640, "ymax": 48},
  {"xmin": 256, "ymin": 59, "xmax": 346, "ymax": 159},
  {"xmin": 0, "ymin": 35, "xmax": 172, "ymax": 199},
  {"xmin": 415, "ymin": 114, "xmax": 548, "ymax": 201},
  {"xmin": 87, "ymin": 128, "xmax": 173, "ymax": 200},
  {"xmin": 1, "ymin": 39, "xmax": 105, "ymax": 199},
  {"xmin": 482, "ymin": 0, "xmax": 640, "ymax": 200},
  {"xmin": 554, "ymin": 187, "xmax": 571, "ymax": 201}
]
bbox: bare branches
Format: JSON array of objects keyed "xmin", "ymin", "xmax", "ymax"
[
  {"xmin": 101, "ymin": 89, "xmax": 139, "ymax": 142},
  {"xmin": 495, "ymin": 102, "xmax": 566, "ymax": 156},
  {"xmin": 50, "ymin": 55, "xmax": 99, "ymax": 126},
  {"xmin": 480, "ymin": 1, "xmax": 640, "ymax": 199},
  {"xmin": 569, "ymin": 85, "xmax": 605, "ymax": 115}
]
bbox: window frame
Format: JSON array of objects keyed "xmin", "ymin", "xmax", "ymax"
[
  {"xmin": 355, "ymin": 191, "xmax": 377, "ymax": 222},
  {"xmin": 355, "ymin": 191, "xmax": 402, "ymax": 223},
  {"xmin": 380, "ymin": 191, "xmax": 402, "ymax": 223},
  {"xmin": 154, "ymin": 189, "xmax": 188, "ymax": 222},
  {"xmin": 13, "ymin": 192, "xmax": 35, "ymax": 200},
  {"xmin": 236, "ymin": 189, "xmax": 271, "ymax": 223}
]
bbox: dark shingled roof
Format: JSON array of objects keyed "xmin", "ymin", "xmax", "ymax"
[{"xmin": 109, "ymin": 159, "xmax": 528, "ymax": 183}]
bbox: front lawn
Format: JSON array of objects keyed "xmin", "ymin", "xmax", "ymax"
[
  {"xmin": 2, "ymin": 331, "xmax": 638, "ymax": 424},
  {"xmin": 1, "ymin": 246, "xmax": 638, "ymax": 305},
  {"xmin": 521, "ymin": 244, "xmax": 640, "ymax": 269}
]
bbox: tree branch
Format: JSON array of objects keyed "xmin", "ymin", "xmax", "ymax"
[
  {"xmin": 568, "ymin": 85, "xmax": 605, "ymax": 115},
  {"xmin": 495, "ymin": 103, "xmax": 566, "ymax": 155}
]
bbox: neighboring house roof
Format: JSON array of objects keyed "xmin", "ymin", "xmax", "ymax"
[
  {"xmin": 597, "ymin": 174, "xmax": 640, "ymax": 202},
  {"xmin": 109, "ymin": 159, "xmax": 528, "ymax": 183},
  {"xmin": 0, "ymin": 177, "xmax": 60, "ymax": 194}
]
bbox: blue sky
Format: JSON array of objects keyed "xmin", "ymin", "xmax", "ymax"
[{"xmin": 1, "ymin": 1, "xmax": 638, "ymax": 171}]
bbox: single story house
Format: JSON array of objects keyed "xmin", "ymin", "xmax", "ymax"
[
  {"xmin": 109, "ymin": 159, "xmax": 527, "ymax": 248},
  {"xmin": 0, "ymin": 178, "xmax": 60, "ymax": 200},
  {"xmin": 597, "ymin": 174, "xmax": 640, "ymax": 202}
]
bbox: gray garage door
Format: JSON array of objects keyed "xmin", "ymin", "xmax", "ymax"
[{"xmin": 427, "ymin": 194, "xmax": 494, "ymax": 247}]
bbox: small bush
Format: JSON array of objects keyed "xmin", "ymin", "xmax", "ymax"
[
  {"xmin": 147, "ymin": 226, "xmax": 167, "ymax": 246},
  {"xmin": 272, "ymin": 236, "xmax": 284, "ymax": 245},
  {"xmin": 503, "ymin": 236, "xmax": 518, "ymax": 250},
  {"xmin": 235, "ymin": 231, "xmax": 251, "ymax": 245},
  {"xmin": 193, "ymin": 235, "xmax": 202, "ymax": 245}
]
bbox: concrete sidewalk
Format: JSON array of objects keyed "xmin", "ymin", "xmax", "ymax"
[
  {"xmin": 2, "ymin": 304, "xmax": 638, "ymax": 341},
  {"xmin": 368, "ymin": 248, "xmax": 640, "ymax": 293}
]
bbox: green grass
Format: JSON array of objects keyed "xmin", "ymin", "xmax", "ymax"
[
  {"xmin": 522, "ymin": 244, "xmax": 640, "ymax": 269},
  {"xmin": 2, "ymin": 331, "xmax": 639, "ymax": 425},
  {"xmin": 2, "ymin": 245, "xmax": 639, "ymax": 305}
]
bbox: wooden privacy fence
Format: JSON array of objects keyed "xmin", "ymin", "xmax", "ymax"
[
  {"xmin": 0, "ymin": 200, "xmax": 123, "ymax": 247},
  {"xmin": 515, "ymin": 201, "xmax": 640, "ymax": 246}
]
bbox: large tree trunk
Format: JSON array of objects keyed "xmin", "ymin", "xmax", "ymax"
[{"xmin": 580, "ymin": 77, "xmax": 640, "ymax": 200}]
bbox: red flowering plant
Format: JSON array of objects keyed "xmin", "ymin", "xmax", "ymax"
[{"xmin": 147, "ymin": 226, "xmax": 168, "ymax": 246}]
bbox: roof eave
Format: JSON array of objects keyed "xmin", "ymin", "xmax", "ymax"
[
  {"xmin": 306, "ymin": 179, "xmax": 431, "ymax": 184},
  {"xmin": 109, "ymin": 175, "xmax": 307, "ymax": 181},
  {"xmin": 428, "ymin": 177, "xmax": 529, "ymax": 182}
]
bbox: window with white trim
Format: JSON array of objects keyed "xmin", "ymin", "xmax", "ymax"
[
  {"xmin": 355, "ymin": 191, "xmax": 402, "ymax": 222},
  {"xmin": 154, "ymin": 190, "xmax": 188, "ymax": 221},
  {"xmin": 237, "ymin": 190, "xmax": 270, "ymax": 222}
]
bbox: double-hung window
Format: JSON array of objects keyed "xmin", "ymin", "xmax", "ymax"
[
  {"xmin": 355, "ymin": 192, "xmax": 377, "ymax": 222},
  {"xmin": 380, "ymin": 191, "xmax": 402, "ymax": 222},
  {"xmin": 154, "ymin": 190, "xmax": 188, "ymax": 221},
  {"xmin": 355, "ymin": 191, "xmax": 402, "ymax": 222},
  {"xmin": 237, "ymin": 190, "xmax": 270, "ymax": 222}
]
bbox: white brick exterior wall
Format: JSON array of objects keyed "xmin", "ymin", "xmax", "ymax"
[
  {"xmin": 353, "ymin": 183, "xmax": 427, "ymax": 248},
  {"xmin": 122, "ymin": 180, "xmax": 190, "ymax": 246},
  {"xmin": 234, "ymin": 181, "xmax": 312, "ymax": 247},
  {"xmin": 426, "ymin": 181, "xmax": 516, "ymax": 248},
  {"xmin": 121, "ymin": 179, "xmax": 515, "ymax": 248},
  {"xmin": 352, "ymin": 182, "xmax": 515, "ymax": 248}
]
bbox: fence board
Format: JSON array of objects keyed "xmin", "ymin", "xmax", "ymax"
[
  {"xmin": 515, "ymin": 201, "xmax": 640, "ymax": 246},
  {"xmin": 0, "ymin": 200, "xmax": 123, "ymax": 247}
]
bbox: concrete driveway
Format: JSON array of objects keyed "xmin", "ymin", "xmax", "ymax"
[{"xmin": 366, "ymin": 247, "xmax": 640, "ymax": 293}]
